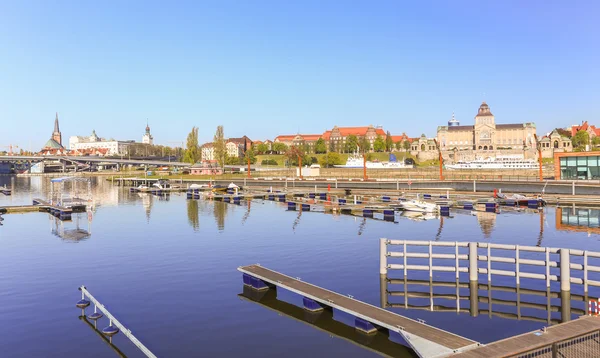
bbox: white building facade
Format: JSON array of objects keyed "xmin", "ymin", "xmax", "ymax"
[
  {"xmin": 201, "ymin": 144, "xmax": 215, "ymax": 161},
  {"xmin": 69, "ymin": 130, "xmax": 132, "ymax": 156},
  {"xmin": 142, "ymin": 123, "xmax": 153, "ymax": 144}
]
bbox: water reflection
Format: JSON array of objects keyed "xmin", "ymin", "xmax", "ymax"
[
  {"xmin": 556, "ymin": 207, "xmax": 600, "ymax": 236},
  {"xmin": 50, "ymin": 213, "xmax": 92, "ymax": 242},
  {"xmin": 382, "ymin": 275, "xmax": 588, "ymax": 325},
  {"xmin": 213, "ymin": 201, "xmax": 227, "ymax": 231},
  {"xmin": 78, "ymin": 315, "xmax": 127, "ymax": 357},
  {"xmin": 187, "ymin": 199, "xmax": 199, "ymax": 231},
  {"xmin": 239, "ymin": 286, "xmax": 417, "ymax": 358}
]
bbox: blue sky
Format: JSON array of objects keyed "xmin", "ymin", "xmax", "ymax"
[{"xmin": 1, "ymin": 0, "xmax": 598, "ymax": 151}]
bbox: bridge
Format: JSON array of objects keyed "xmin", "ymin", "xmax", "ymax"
[{"xmin": 0, "ymin": 155, "xmax": 190, "ymax": 172}]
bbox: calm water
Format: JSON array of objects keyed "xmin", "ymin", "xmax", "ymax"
[{"xmin": 1, "ymin": 176, "xmax": 600, "ymax": 358}]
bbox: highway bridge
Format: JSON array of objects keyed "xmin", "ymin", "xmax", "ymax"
[{"xmin": 0, "ymin": 155, "xmax": 190, "ymax": 169}]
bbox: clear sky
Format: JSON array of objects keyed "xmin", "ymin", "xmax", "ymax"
[{"xmin": 1, "ymin": 0, "xmax": 598, "ymax": 151}]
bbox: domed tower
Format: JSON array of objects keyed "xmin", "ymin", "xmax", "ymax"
[
  {"xmin": 142, "ymin": 121, "xmax": 153, "ymax": 145},
  {"xmin": 475, "ymin": 101, "xmax": 494, "ymax": 125},
  {"xmin": 448, "ymin": 112, "xmax": 459, "ymax": 127}
]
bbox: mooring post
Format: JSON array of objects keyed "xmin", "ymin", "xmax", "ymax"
[
  {"xmin": 572, "ymin": 181, "xmax": 575, "ymax": 195},
  {"xmin": 379, "ymin": 239, "xmax": 387, "ymax": 275},
  {"xmin": 380, "ymin": 274, "xmax": 387, "ymax": 308},
  {"xmin": 473, "ymin": 180, "xmax": 477, "ymax": 193},
  {"xmin": 396, "ymin": 179, "xmax": 399, "ymax": 191},
  {"xmin": 560, "ymin": 289, "xmax": 571, "ymax": 322},
  {"xmin": 469, "ymin": 242, "xmax": 478, "ymax": 282},
  {"xmin": 560, "ymin": 249, "xmax": 571, "ymax": 292},
  {"xmin": 469, "ymin": 280, "xmax": 479, "ymax": 317}
]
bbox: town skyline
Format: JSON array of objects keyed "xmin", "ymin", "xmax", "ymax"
[{"xmin": 2, "ymin": 1, "xmax": 598, "ymax": 150}]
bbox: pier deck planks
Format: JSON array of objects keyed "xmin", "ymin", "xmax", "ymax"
[
  {"xmin": 239, "ymin": 264, "xmax": 476, "ymax": 351},
  {"xmin": 451, "ymin": 315, "xmax": 600, "ymax": 357}
]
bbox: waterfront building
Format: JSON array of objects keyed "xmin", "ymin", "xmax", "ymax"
[
  {"xmin": 274, "ymin": 134, "xmax": 322, "ymax": 151},
  {"xmin": 227, "ymin": 136, "xmax": 253, "ymax": 153},
  {"xmin": 142, "ymin": 122, "xmax": 153, "ymax": 145},
  {"xmin": 201, "ymin": 143, "xmax": 215, "ymax": 161},
  {"xmin": 190, "ymin": 160, "xmax": 222, "ymax": 175},
  {"xmin": 226, "ymin": 141, "xmax": 243, "ymax": 158},
  {"xmin": 437, "ymin": 102, "xmax": 537, "ymax": 152},
  {"xmin": 539, "ymin": 129, "xmax": 572, "ymax": 158},
  {"xmin": 570, "ymin": 121, "xmax": 600, "ymax": 139},
  {"xmin": 69, "ymin": 130, "xmax": 133, "ymax": 156},
  {"xmin": 323, "ymin": 125, "xmax": 387, "ymax": 152},
  {"xmin": 554, "ymin": 151, "xmax": 600, "ymax": 180}
]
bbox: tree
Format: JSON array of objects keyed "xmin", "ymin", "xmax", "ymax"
[
  {"xmin": 592, "ymin": 136, "xmax": 600, "ymax": 147},
  {"xmin": 213, "ymin": 125, "xmax": 226, "ymax": 167},
  {"xmin": 572, "ymin": 130, "xmax": 590, "ymax": 149},
  {"xmin": 360, "ymin": 137, "xmax": 371, "ymax": 153},
  {"xmin": 314, "ymin": 138, "xmax": 327, "ymax": 154},
  {"xmin": 256, "ymin": 143, "xmax": 269, "ymax": 154},
  {"xmin": 395, "ymin": 141, "xmax": 402, "ymax": 151},
  {"xmin": 243, "ymin": 148, "xmax": 257, "ymax": 164},
  {"xmin": 285, "ymin": 146, "xmax": 309, "ymax": 166},
  {"xmin": 373, "ymin": 135, "xmax": 385, "ymax": 152},
  {"xmin": 329, "ymin": 139, "xmax": 336, "ymax": 153},
  {"xmin": 403, "ymin": 140, "xmax": 411, "ymax": 152},
  {"xmin": 183, "ymin": 127, "xmax": 200, "ymax": 164},
  {"xmin": 385, "ymin": 131, "xmax": 394, "ymax": 152},
  {"xmin": 319, "ymin": 152, "xmax": 343, "ymax": 167},
  {"xmin": 272, "ymin": 142, "xmax": 288, "ymax": 154},
  {"xmin": 345, "ymin": 135, "xmax": 358, "ymax": 153}
]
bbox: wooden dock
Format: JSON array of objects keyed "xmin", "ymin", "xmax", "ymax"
[
  {"xmin": 450, "ymin": 316, "xmax": 600, "ymax": 357},
  {"xmin": 0, "ymin": 199, "xmax": 85, "ymax": 220},
  {"xmin": 238, "ymin": 264, "xmax": 479, "ymax": 357}
]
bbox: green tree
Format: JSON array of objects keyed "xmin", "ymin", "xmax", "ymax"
[
  {"xmin": 256, "ymin": 143, "xmax": 269, "ymax": 154},
  {"xmin": 319, "ymin": 152, "xmax": 343, "ymax": 167},
  {"xmin": 373, "ymin": 135, "xmax": 385, "ymax": 152},
  {"xmin": 592, "ymin": 136, "xmax": 600, "ymax": 147},
  {"xmin": 183, "ymin": 127, "xmax": 200, "ymax": 164},
  {"xmin": 243, "ymin": 149, "xmax": 257, "ymax": 164},
  {"xmin": 403, "ymin": 140, "xmax": 411, "ymax": 152},
  {"xmin": 572, "ymin": 130, "xmax": 590, "ymax": 149},
  {"xmin": 314, "ymin": 138, "xmax": 327, "ymax": 154},
  {"xmin": 213, "ymin": 125, "xmax": 226, "ymax": 167},
  {"xmin": 285, "ymin": 146, "xmax": 309, "ymax": 166},
  {"xmin": 385, "ymin": 131, "xmax": 394, "ymax": 152},
  {"xmin": 302, "ymin": 142, "xmax": 311, "ymax": 154},
  {"xmin": 272, "ymin": 142, "xmax": 288, "ymax": 154},
  {"xmin": 345, "ymin": 134, "xmax": 358, "ymax": 153},
  {"xmin": 360, "ymin": 137, "xmax": 371, "ymax": 153}
]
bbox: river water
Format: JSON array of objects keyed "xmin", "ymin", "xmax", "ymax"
[{"xmin": 1, "ymin": 176, "xmax": 600, "ymax": 358}]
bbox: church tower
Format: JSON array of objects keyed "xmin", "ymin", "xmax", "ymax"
[
  {"xmin": 142, "ymin": 121, "xmax": 153, "ymax": 145},
  {"xmin": 52, "ymin": 112, "xmax": 62, "ymax": 146}
]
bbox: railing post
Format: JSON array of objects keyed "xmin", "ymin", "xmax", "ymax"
[
  {"xmin": 584, "ymin": 250, "xmax": 588, "ymax": 293},
  {"xmin": 469, "ymin": 242, "xmax": 478, "ymax": 282},
  {"xmin": 560, "ymin": 248, "xmax": 571, "ymax": 292},
  {"xmin": 455, "ymin": 242, "xmax": 459, "ymax": 280},
  {"xmin": 379, "ymin": 239, "xmax": 387, "ymax": 275},
  {"xmin": 473, "ymin": 180, "xmax": 477, "ymax": 193},
  {"xmin": 516, "ymin": 245, "xmax": 520, "ymax": 286},
  {"xmin": 429, "ymin": 241, "xmax": 433, "ymax": 278}
]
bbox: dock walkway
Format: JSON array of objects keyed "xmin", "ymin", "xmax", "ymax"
[
  {"xmin": 451, "ymin": 316, "xmax": 600, "ymax": 357},
  {"xmin": 239, "ymin": 264, "xmax": 479, "ymax": 357}
]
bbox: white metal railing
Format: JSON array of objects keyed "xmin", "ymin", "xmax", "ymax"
[
  {"xmin": 379, "ymin": 239, "xmax": 600, "ymax": 292},
  {"xmin": 79, "ymin": 286, "xmax": 157, "ymax": 358}
]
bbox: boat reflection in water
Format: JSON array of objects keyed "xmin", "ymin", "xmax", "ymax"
[
  {"xmin": 556, "ymin": 207, "xmax": 600, "ymax": 236},
  {"xmin": 239, "ymin": 286, "xmax": 417, "ymax": 358}
]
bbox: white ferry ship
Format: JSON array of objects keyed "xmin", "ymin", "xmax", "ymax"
[
  {"xmin": 446, "ymin": 155, "xmax": 538, "ymax": 170},
  {"xmin": 334, "ymin": 153, "xmax": 413, "ymax": 169}
]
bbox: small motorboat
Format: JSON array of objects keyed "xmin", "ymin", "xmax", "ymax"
[
  {"xmin": 496, "ymin": 192, "xmax": 546, "ymax": 207},
  {"xmin": 152, "ymin": 179, "xmax": 172, "ymax": 190},
  {"xmin": 396, "ymin": 199, "xmax": 439, "ymax": 213}
]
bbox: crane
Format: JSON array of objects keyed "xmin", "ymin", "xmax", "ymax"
[{"xmin": 2, "ymin": 145, "xmax": 19, "ymax": 156}]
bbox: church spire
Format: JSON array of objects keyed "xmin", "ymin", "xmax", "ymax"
[{"xmin": 54, "ymin": 112, "xmax": 60, "ymax": 133}]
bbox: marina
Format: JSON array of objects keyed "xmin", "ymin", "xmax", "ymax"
[{"xmin": 3, "ymin": 175, "xmax": 600, "ymax": 358}]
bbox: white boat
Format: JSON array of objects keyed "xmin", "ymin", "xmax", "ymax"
[
  {"xmin": 400, "ymin": 211, "xmax": 438, "ymax": 221},
  {"xmin": 334, "ymin": 153, "xmax": 413, "ymax": 169},
  {"xmin": 396, "ymin": 199, "xmax": 439, "ymax": 213},
  {"xmin": 152, "ymin": 179, "xmax": 172, "ymax": 190},
  {"xmin": 189, "ymin": 184, "xmax": 209, "ymax": 190},
  {"xmin": 446, "ymin": 155, "xmax": 538, "ymax": 170}
]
